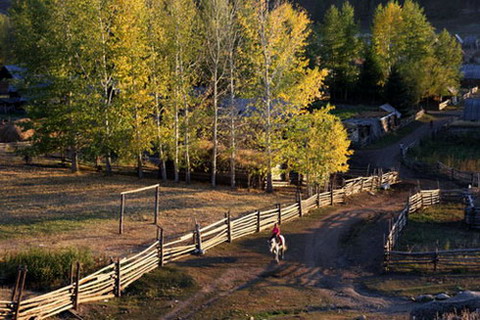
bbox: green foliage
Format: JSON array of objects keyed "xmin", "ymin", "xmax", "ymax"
[
  {"xmin": 317, "ymin": 2, "xmax": 362, "ymax": 101},
  {"xmin": 0, "ymin": 247, "xmax": 102, "ymax": 290},
  {"xmin": 282, "ymin": 106, "xmax": 352, "ymax": 185}
]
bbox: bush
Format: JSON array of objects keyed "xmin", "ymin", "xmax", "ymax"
[{"xmin": 0, "ymin": 247, "xmax": 105, "ymax": 291}]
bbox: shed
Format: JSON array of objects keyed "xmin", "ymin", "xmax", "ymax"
[
  {"xmin": 464, "ymin": 98, "xmax": 480, "ymax": 121},
  {"xmin": 461, "ymin": 64, "xmax": 480, "ymax": 87}
]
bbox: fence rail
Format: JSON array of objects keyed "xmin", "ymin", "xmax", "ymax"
[
  {"xmin": 384, "ymin": 188, "xmax": 479, "ymax": 273},
  {"xmin": 0, "ymin": 171, "xmax": 399, "ymax": 320}
]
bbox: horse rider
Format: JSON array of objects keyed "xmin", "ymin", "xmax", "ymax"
[{"xmin": 270, "ymin": 223, "xmax": 283, "ymax": 246}]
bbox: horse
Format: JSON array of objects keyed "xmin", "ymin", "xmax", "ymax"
[{"xmin": 268, "ymin": 235, "xmax": 287, "ymax": 263}]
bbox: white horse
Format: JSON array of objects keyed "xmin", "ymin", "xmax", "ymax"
[{"xmin": 268, "ymin": 235, "xmax": 287, "ymax": 263}]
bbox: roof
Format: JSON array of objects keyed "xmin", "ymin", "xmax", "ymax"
[
  {"xmin": 455, "ymin": 34, "xmax": 463, "ymax": 44},
  {"xmin": 1, "ymin": 65, "xmax": 26, "ymax": 80},
  {"xmin": 379, "ymin": 103, "xmax": 401, "ymax": 118},
  {"xmin": 464, "ymin": 99, "xmax": 480, "ymax": 121},
  {"xmin": 461, "ymin": 64, "xmax": 480, "ymax": 80}
]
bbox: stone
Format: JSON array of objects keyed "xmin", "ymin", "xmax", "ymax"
[
  {"xmin": 411, "ymin": 291, "xmax": 480, "ymax": 320},
  {"xmin": 435, "ymin": 293, "xmax": 451, "ymax": 300},
  {"xmin": 415, "ymin": 294, "xmax": 435, "ymax": 303}
]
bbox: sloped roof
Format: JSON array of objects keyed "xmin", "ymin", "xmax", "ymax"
[
  {"xmin": 461, "ymin": 64, "xmax": 480, "ymax": 80},
  {"xmin": 464, "ymin": 99, "xmax": 480, "ymax": 121},
  {"xmin": 3, "ymin": 65, "xmax": 26, "ymax": 80},
  {"xmin": 379, "ymin": 103, "xmax": 401, "ymax": 118}
]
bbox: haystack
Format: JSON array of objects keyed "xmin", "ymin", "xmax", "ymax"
[{"xmin": 0, "ymin": 119, "xmax": 34, "ymax": 142}]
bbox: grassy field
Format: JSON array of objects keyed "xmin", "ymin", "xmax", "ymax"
[
  {"xmin": 0, "ymin": 152, "xmax": 293, "ymax": 258},
  {"xmin": 408, "ymin": 133, "xmax": 480, "ymax": 172},
  {"xmin": 396, "ymin": 203, "xmax": 480, "ymax": 252}
]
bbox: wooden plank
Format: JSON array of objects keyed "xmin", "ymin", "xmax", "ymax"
[{"xmin": 121, "ymin": 184, "xmax": 160, "ymax": 195}]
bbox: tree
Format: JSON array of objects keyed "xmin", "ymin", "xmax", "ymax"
[
  {"xmin": 385, "ymin": 66, "xmax": 415, "ymax": 115},
  {"xmin": 161, "ymin": 0, "xmax": 202, "ymax": 183},
  {"xmin": 200, "ymin": 0, "xmax": 230, "ymax": 187},
  {"xmin": 243, "ymin": 0, "xmax": 327, "ymax": 192},
  {"xmin": 317, "ymin": 2, "xmax": 362, "ymax": 101},
  {"xmin": 282, "ymin": 107, "xmax": 351, "ymax": 194}
]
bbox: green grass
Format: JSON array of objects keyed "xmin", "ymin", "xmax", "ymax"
[
  {"xmin": 396, "ymin": 203, "xmax": 480, "ymax": 252},
  {"xmin": 0, "ymin": 247, "xmax": 105, "ymax": 291},
  {"xmin": 362, "ymin": 274, "xmax": 480, "ymax": 298},
  {"xmin": 329, "ymin": 104, "xmax": 378, "ymax": 120},
  {"xmin": 83, "ymin": 267, "xmax": 197, "ymax": 320},
  {"xmin": 408, "ymin": 133, "xmax": 480, "ymax": 172}
]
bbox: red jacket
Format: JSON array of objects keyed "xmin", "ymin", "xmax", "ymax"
[{"xmin": 272, "ymin": 225, "xmax": 280, "ymax": 236}]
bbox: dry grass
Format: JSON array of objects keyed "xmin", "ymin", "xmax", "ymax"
[{"xmin": 0, "ymin": 152, "xmax": 293, "ymax": 260}]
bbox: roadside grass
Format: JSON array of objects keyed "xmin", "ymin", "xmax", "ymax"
[
  {"xmin": 362, "ymin": 274, "xmax": 480, "ymax": 298},
  {"xmin": 408, "ymin": 133, "xmax": 480, "ymax": 172},
  {"xmin": 82, "ymin": 267, "xmax": 197, "ymax": 320},
  {"xmin": 0, "ymin": 247, "xmax": 105, "ymax": 291},
  {"xmin": 396, "ymin": 203, "xmax": 480, "ymax": 252}
]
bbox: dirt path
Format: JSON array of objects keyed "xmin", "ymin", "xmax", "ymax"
[
  {"xmin": 351, "ymin": 110, "xmax": 460, "ymax": 177},
  {"xmin": 160, "ymin": 190, "xmax": 416, "ymax": 319}
]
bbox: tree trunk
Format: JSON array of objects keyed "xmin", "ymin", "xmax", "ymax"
[
  {"xmin": 229, "ymin": 51, "xmax": 236, "ymax": 189},
  {"xmin": 71, "ymin": 145, "xmax": 79, "ymax": 173},
  {"xmin": 105, "ymin": 152, "xmax": 112, "ymax": 176},
  {"xmin": 137, "ymin": 152, "xmax": 143, "ymax": 179},
  {"xmin": 212, "ymin": 68, "xmax": 218, "ymax": 187}
]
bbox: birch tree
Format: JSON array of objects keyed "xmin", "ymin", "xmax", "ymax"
[{"xmin": 243, "ymin": 0, "xmax": 327, "ymax": 192}]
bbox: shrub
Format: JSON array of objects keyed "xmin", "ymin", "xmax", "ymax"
[{"xmin": 0, "ymin": 247, "xmax": 105, "ymax": 291}]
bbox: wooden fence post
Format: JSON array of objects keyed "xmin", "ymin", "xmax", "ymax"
[
  {"xmin": 10, "ymin": 267, "xmax": 21, "ymax": 302},
  {"xmin": 157, "ymin": 227, "xmax": 164, "ymax": 267},
  {"xmin": 13, "ymin": 266, "xmax": 26, "ymax": 320},
  {"xmin": 360, "ymin": 178, "xmax": 365, "ymax": 192},
  {"xmin": 330, "ymin": 182, "xmax": 334, "ymax": 206},
  {"xmin": 433, "ymin": 248, "xmax": 439, "ymax": 273},
  {"xmin": 277, "ymin": 204, "xmax": 282, "ymax": 225},
  {"xmin": 256, "ymin": 210, "xmax": 261, "ymax": 232},
  {"xmin": 115, "ymin": 258, "xmax": 121, "ymax": 297},
  {"xmin": 298, "ymin": 192, "xmax": 303, "ymax": 217},
  {"xmin": 74, "ymin": 262, "xmax": 81, "ymax": 309},
  {"xmin": 226, "ymin": 211, "xmax": 232, "ymax": 243},
  {"xmin": 154, "ymin": 186, "xmax": 160, "ymax": 225},
  {"xmin": 316, "ymin": 187, "xmax": 321, "ymax": 208},
  {"xmin": 119, "ymin": 194, "xmax": 125, "ymax": 235},
  {"xmin": 195, "ymin": 223, "xmax": 204, "ymax": 255}
]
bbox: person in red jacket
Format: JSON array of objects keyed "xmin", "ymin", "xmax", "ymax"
[{"xmin": 270, "ymin": 223, "xmax": 282, "ymax": 245}]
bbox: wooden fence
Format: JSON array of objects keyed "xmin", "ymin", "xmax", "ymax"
[
  {"xmin": 0, "ymin": 171, "xmax": 399, "ymax": 320},
  {"xmin": 384, "ymin": 189, "xmax": 478, "ymax": 273},
  {"xmin": 437, "ymin": 161, "xmax": 480, "ymax": 187}
]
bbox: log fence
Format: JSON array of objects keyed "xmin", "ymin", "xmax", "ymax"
[
  {"xmin": 0, "ymin": 171, "xmax": 399, "ymax": 320},
  {"xmin": 384, "ymin": 188, "xmax": 480, "ymax": 273}
]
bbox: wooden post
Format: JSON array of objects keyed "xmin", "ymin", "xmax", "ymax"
[
  {"xmin": 74, "ymin": 262, "xmax": 81, "ymax": 309},
  {"xmin": 298, "ymin": 192, "xmax": 303, "ymax": 217},
  {"xmin": 154, "ymin": 186, "xmax": 160, "ymax": 225},
  {"xmin": 360, "ymin": 178, "xmax": 364, "ymax": 192},
  {"xmin": 277, "ymin": 203, "xmax": 282, "ymax": 225},
  {"xmin": 330, "ymin": 181, "xmax": 334, "ymax": 206},
  {"xmin": 195, "ymin": 223, "xmax": 203, "ymax": 255},
  {"xmin": 157, "ymin": 227, "xmax": 164, "ymax": 267},
  {"xmin": 69, "ymin": 262, "xmax": 75, "ymax": 285},
  {"xmin": 115, "ymin": 258, "xmax": 121, "ymax": 297},
  {"xmin": 433, "ymin": 248, "xmax": 439, "ymax": 273},
  {"xmin": 316, "ymin": 187, "xmax": 321, "ymax": 208},
  {"xmin": 226, "ymin": 211, "xmax": 232, "ymax": 243},
  {"xmin": 119, "ymin": 194, "xmax": 125, "ymax": 235},
  {"xmin": 256, "ymin": 210, "xmax": 261, "ymax": 232},
  {"xmin": 13, "ymin": 267, "xmax": 26, "ymax": 320},
  {"xmin": 366, "ymin": 163, "xmax": 371, "ymax": 176},
  {"xmin": 11, "ymin": 267, "xmax": 21, "ymax": 302}
]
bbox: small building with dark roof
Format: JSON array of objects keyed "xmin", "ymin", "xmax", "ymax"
[
  {"xmin": 0, "ymin": 65, "xmax": 26, "ymax": 113},
  {"xmin": 464, "ymin": 98, "xmax": 480, "ymax": 121}
]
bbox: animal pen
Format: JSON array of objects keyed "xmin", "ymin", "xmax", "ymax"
[
  {"xmin": 0, "ymin": 171, "xmax": 399, "ymax": 320},
  {"xmin": 384, "ymin": 188, "xmax": 480, "ymax": 273}
]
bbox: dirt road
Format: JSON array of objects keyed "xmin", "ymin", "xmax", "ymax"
[{"xmin": 159, "ymin": 190, "xmax": 415, "ymax": 320}]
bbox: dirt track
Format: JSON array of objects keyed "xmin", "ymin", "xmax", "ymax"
[{"xmin": 159, "ymin": 190, "xmax": 415, "ymax": 319}]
